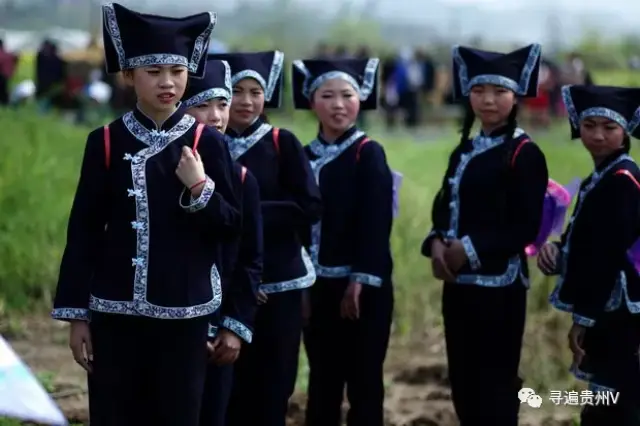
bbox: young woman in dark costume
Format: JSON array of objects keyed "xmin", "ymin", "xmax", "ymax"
[
  {"xmin": 183, "ymin": 58, "xmax": 263, "ymax": 426},
  {"xmin": 51, "ymin": 4, "xmax": 241, "ymax": 426},
  {"xmin": 541, "ymin": 84, "xmax": 640, "ymax": 426},
  {"xmin": 292, "ymin": 57, "xmax": 395, "ymax": 426},
  {"xmin": 422, "ymin": 44, "xmax": 549, "ymax": 426},
  {"xmin": 207, "ymin": 50, "xmax": 322, "ymax": 426}
]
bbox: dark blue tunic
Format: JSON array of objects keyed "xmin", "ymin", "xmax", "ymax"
[
  {"xmin": 304, "ymin": 126, "xmax": 393, "ymax": 287},
  {"xmin": 225, "ymin": 118, "xmax": 322, "ymax": 292},
  {"xmin": 51, "ymin": 107, "xmax": 242, "ymax": 321},
  {"xmin": 422, "ymin": 127, "xmax": 548, "ymax": 288}
]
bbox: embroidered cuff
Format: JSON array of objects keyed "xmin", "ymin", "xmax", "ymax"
[
  {"xmin": 350, "ymin": 272, "xmax": 383, "ymax": 288},
  {"xmin": 573, "ymin": 313, "xmax": 596, "ymax": 327},
  {"xmin": 221, "ymin": 316, "xmax": 253, "ymax": 343},
  {"xmin": 208, "ymin": 323, "xmax": 218, "ymax": 339},
  {"xmin": 179, "ymin": 176, "xmax": 215, "ymax": 213},
  {"xmin": 461, "ymin": 235, "xmax": 481, "ymax": 271},
  {"xmin": 51, "ymin": 308, "xmax": 90, "ymax": 321}
]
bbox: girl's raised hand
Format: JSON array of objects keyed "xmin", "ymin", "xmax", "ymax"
[{"xmin": 176, "ymin": 146, "xmax": 206, "ymax": 190}]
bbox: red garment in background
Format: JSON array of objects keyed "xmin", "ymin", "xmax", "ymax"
[{"xmin": 0, "ymin": 50, "xmax": 17, "ymax": 79}]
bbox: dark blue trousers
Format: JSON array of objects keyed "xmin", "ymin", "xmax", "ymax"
[
  {"xmin": 226, "ymin": 289, "xmax": 303, "ymax": 426},
  {"xmin": 88, "ymin": 312, "xmax": 209, "ymax": 426},
  {"xmin": 199, "ymin": 363, "xmax": 233, "ymax": 426},
  {"xmin": 303, "ymin": 277, "xmax": 394, "ymax": 426},
  {"xmin": 578, "ymin": 309, "xmax": 640, "ymax": 426},
  {"xmin": 442, "ymin": 281, "xmax": 526, "ymax": 426}
]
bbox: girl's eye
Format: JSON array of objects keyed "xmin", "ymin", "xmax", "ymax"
[{"xmin": 196, "ymin": 103, "xmax": 209, "ymax": 109}]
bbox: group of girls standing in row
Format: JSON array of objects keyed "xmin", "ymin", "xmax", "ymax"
[
  {"xmin": 48, "ymin": 3, "xmax": 640, "ymax": 426},
  {"xmin": 423, "ymin": 43, "xmax": 640, "ymax": 426},
  {"xmin": 51, "ymin": 2, "xmax": 393, "ymax": 426}
]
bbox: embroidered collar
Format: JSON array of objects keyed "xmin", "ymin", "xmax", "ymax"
[
  {"xmin": 132, "ymin": 103, "xmax": 185, "ymax": 132},
  {"xmin": 316, "ymin": 125, "xmax": 358, "ymax": 146},
  {"xmin": 123, "ymin": 110, "xmax": 195, "ymax": 147},
  {"xmin": 224, "ymin": 122, "xmax": 273, "ymax": 161},
  {"xmin": 471, "ymin": 127, "xmax": 524, "ymax": 150},
  {"xmin": 594, "ymin": 150, "xmax": 630, "ymax": 174},
  {"xmin": 309, "ymin": 128, "xmax": 365, "ymax": 158}
]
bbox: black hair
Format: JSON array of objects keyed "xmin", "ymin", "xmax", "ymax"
[
  {"xmin": 259, "ymin": 112, "xmax": 270, "ymax": 124},
  {"xmin": 622, "ymin": 134, "xmax": 631, "ymax": 153}
]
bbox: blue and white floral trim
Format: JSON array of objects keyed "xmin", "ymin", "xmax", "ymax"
[
  {"xmin": 102, "ymin": 2, "xmax": 215, "ymax": 75},
  {"xmin": 183, "ymin": 61, "xmax": 232, "ymax": 108},
  {"xmin": 292, "ymin": 58, "xmax": 379, "ymax": 102},
  {"xmin": 446, "ymin": 129, "xmax": 525, "ymax": 287},
  {"xmin": 221, "ymin": 316, "xmax": 252, "ymax": 343},
  {"xmin": 224, "ymin": 123, "xmax": 273, "ymax": 160},
  {"xmin": 589, "ymin": 383, "xmax": 616, "ymax": 393},
  {"xmin": 51, "ymin": 308, "xmax": 91, "ymax": 321},
  {"xmin": 570, "ymin": 363, "xmax": 594, "ymax": 381},
  {"xmin": 208, "ymin": 324, "xmax": 219, "ymax": 338},
  {"xmin": 549, "ymin": 154, "xmax": 639, "ymax": 319},
  {"xmin": 307, "ymin": 130, "xmax": 381, "ymax": 288},
  {"xmin": 259, "ymin": 247, "xmax": 316, "ymax": 294},
  {"xmin": 231, "ymin": 51, "xmax": 284, "ymax": 103},
  {"xmin": 452, "ymin": 43, "xmax": 541, "ymax": 97},
  {"xmin": 460, "ymin": 235, "xmax": 481, "ymax": 271},
  {"xmin": 562, "ymin": 86, "xmax": 640, "ymax": 135},
  {"xmin": 573, "ymin": 314, "xmax": 596, "ymax": 327},
  {"xmin": 85, "ymin": 114, "xmax": 222, "ymax": 319},
  {"xmin": 179, "ymin": 176, "xmax": 216, "ymax": 212}
]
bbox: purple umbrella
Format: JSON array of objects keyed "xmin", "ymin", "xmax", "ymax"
[
  {"xmin": 392, "ymin": 171, "xmax": 403, "ymax": 218},
  {"xmin": 525, "ymin": 177, "xmax": 581, "ymax": 256}
]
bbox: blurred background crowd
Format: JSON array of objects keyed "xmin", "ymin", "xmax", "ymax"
[{"xmin": 0, "ymin": 36, "xmax": 601, "ymax": 131}]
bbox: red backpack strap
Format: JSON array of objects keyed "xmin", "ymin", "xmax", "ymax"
[
  {"xmin": 103, "ymin": 125, "xmax": 111, "ymax": 170},
  {"xmin": 510, "ymin": 138, "xmax": 531, "ymax": 168},
  {"xmin": 272, "ymin": 127, "xmax": 280, "ymax": 155},
  {"xmin": 615, "ymin": 169, "xmax": 640, "ymax": 190},
  {"xmin": 192, "ymin": 123, "xmax": 205, "ymax": 152},
  {"xmin": 356, "ymin": 137, "xmax": 371, "ymax": 162},
  {"xmin": 240, "ymin": 166, "xmax": 248, "ymax": 184}
]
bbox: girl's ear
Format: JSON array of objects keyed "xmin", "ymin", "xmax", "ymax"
[{"xmin": 122, "ymin": 70, "xmax": 134, "ymax": 87}]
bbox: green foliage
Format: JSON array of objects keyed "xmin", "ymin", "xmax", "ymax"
[{"xmin": 0, "ymin": 107, "xmax": 88, "ymax": 311}]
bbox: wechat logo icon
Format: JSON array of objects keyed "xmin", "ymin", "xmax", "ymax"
[{"xmin": 518, "ymin": 387, "xmax": 542, "ymax": 408}]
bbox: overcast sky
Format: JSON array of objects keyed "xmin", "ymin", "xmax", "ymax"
[{"xmin": 43, "ymin": 0, "xmax": 640, "ymax": 45}]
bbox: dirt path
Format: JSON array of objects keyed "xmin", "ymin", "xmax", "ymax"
[{"xmin": 4, "ymin": 317, "xmax": 577, "ymax": 426}]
